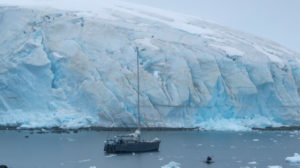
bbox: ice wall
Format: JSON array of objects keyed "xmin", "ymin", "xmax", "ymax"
[{"xmin": 0, "ymin": 5, "xmax": 300, "ymax": 129}]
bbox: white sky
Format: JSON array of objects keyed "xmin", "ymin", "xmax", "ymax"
[{"xmin": 120, "ymin": 0, "xmax": 300, "ymax": 53}]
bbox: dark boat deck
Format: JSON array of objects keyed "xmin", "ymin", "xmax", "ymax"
[
  {"xmin": 104, "ymin": 132, "xmax": 160, "ymax": 153},
  {"xmin": 104, "ymin": 140, "xmax": 160, "ymax": 153}
]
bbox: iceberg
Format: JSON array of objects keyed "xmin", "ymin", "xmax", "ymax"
[
  {"xmin": 161, "ymin": 161, "xmax": 181, "ymax": 168},
  {"xmin": 286, "ymin": 153, "xmax": 300, "ymax": 164},
  {"xmin": 267, "ymin": 166, "xmax": 282, "ymax": 168},
  {"xmin": 0, "ymin": 0, "xmax": 300, "ymax": 129}
]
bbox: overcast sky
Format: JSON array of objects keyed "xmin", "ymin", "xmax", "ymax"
[{"xmin": 120, "ymin": 0, "xmax": 300, "ymax": 53}]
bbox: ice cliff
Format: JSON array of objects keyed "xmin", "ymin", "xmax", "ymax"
[{"xmin": 0, "ymin": 0, "xmax": 300, "ymax": 130}]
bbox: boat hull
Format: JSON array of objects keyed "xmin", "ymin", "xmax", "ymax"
[{"xmin": 104, "ymin": 141, "xmax": 160, "ymax": 153}]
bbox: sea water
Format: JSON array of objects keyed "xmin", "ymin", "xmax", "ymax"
[{"xmin": 0, "ymin": 130, "xmax": 300, "ymax": 168}]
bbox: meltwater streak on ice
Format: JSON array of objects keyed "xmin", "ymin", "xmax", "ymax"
[{"xmin": 0, "ymin": 0, "xmax": 300, "ymax": 129}]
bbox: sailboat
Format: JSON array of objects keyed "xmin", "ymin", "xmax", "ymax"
[{"xmin": 104, "ymin": 47, "xmax": 161, "ymax": 153}]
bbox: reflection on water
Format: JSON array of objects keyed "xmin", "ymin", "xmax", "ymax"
[{"xmin": 0, "ymin": 130, "xmax": 300, "ymax": 168}]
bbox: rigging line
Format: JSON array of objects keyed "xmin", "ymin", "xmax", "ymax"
[{"xmin": 136, "ymin": 47, "xmax": 141, "ymax": 130}]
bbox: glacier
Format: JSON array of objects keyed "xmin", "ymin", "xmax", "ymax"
[{"xmin": 0, "ymin": 0, "xmax": 300, "ymax": 130}]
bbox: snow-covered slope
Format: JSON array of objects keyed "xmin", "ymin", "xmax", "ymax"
[{"xmin": 0, "ymin": 0, "xmax": 300, "ymax": 130}]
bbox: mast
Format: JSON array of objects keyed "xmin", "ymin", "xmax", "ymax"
[{"xmin": 136, "ymin": 47, "xmax": 141, "ymax": 131}]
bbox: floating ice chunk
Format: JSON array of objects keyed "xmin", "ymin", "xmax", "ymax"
[
  {"xmin": 105, "ymin": 154, "xmax": 117, "ymax": 158},
  {"xmin": 285, "ymin": 153, "xmax": 300, "ymax": 163},
  {"xmin": 268, "ymin": 166, "xmax": 282, "ymax": 168},
  {"xmin": 89, "ymin": 166, "xmax": 96, "ymax": 168},
  {"xmin": 230, "ymin": 145, "xmax": 236, "ymax": 149},
  {"xmin": 252, "ymin": 139, "xmax": 259, "ymax": 142},
  {"xmin": 161, "ymin": 161, "xmax": 181, "ymax": 168},
  {"xmin": 67, "ymin": 137, "xmax": 75, "ymax": 142},
  {"xmin": 248, "ymin": 161, "xmax": 257, "ymax": 164},
  {"xmin": 78, "ymin": 159, "xmax": 91, "ymax": 163},
  {"xmin": 290, "ymin": 131, "xmax": 300, "ymax": 135}
]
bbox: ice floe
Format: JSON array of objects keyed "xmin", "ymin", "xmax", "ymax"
[
  {"xmin": 267, "ymin": 166, "xmax": 282, "ymax": 168},
  {"xmin": 285, "ymin": 153, "xmax": 300, "ymax": 164},
  {"xmin": 161, "ymin": 161, "xmax": 181, "ymax": 168}
]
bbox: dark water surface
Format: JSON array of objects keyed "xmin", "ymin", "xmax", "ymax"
[{"xmin": 0, "ymin": 130, "xmax": 300, "ymax": 168}]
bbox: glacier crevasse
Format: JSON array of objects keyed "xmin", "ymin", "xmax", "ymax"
[{"xmin": 0, "ymin": 5, "xmax": 300, "ymax": 130}]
